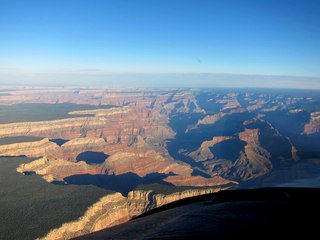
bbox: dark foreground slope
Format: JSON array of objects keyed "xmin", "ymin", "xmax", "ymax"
[{"xmin": 75, "ymin": 188, "xmax": 320, "ymax": 239}]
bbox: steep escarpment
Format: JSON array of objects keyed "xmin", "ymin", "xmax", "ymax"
[
  {"xmin": 197, "ymin": 112, "xmax": 226, "ymax": 125},
  {"xmin": 40, "ymin": 187, "xmax": 228, "ymax": 240},
  {"xmin": 218, "ymin": 99, "xmax": 241, "ymax": 111},
  {"xmin": 163, "ymin": 175, "xmax": 237, "ymax": 186},
  {"xmin": 189, "ymin": 136, "xmax": 233, "ymax": 162},
  {"xmin": 101, "ymin": 150, "xmax": 192, "ymax": 177},
  {"xmin": 16, "ymin": 157, "xmax": 103, "ymax": 182},
  {"xmin": 304, "ymin": 112, "xmax": 320, "ymax": 134},
  {"xmin": 229, "ymin": 128, "xmax": 272, "ymax": 180},
  {"xmin": 0, "ymin": 106, "xmax": 174, "ymax": 145},
  {"xmin": 0, "ymin": 138, "xmax": 59, "ymax": 158},
  {"xmin": 188, "ymin": 127, "xmax": 272, "ymax": 181},
  {"xmin": 188, "ymin": 107, "xmax": 247, "ymax": 132},
  {"xmin": 39, "ymin": 192, "xmax": 129, "ymax": 240}
]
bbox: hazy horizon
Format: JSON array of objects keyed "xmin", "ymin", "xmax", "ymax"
[
  {"xmin": 1, "ymin": 0, "xmax": 320, "ymax": 88},
  {"xmin": 1, "ymin": 72, "xmax": 320, "ymax": 89}
]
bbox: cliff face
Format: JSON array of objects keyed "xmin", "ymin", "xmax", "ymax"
[
  {"xmin": 230, "ymin": 128, "xmax": 272, "ymax": 180},
  {"xmin": 101, "ymin": 150, "xmax": 193, "ymax": 177},
  {"xmin": 40, "ymin": 192, "xmax": 129, "ymax": 240},
  {"xmin": 197, "ymin": 112, "xmax": 226, "ymax": 126},
  {"xmin": 40, "ymin": 187, "xmax": 228, "ymax": 240},
  {"xmin": 16, "ymin": 157, "xmax": 103, "ymax": 182},
  {"xmin": 194, "ymin": 128, "xmax": 272, "ymax": 181},
  {"xmin": 0, "ymin": 107, "xmax": 174, "ymax": 145},
  {"xmin": 190, "ymin": 108, "xmax": 247, "ymax": 132},
  {"xmin": 0, "ymin": 138, "xmax": 59, "ymax": 158},
  {"xmin": 218, "ymin": 99, "xmax": 241, "ymax": 111},
  {"xmin": 163, "ymin": 175, "xmax": 237, "ymax": 187},
  {"xmin": 189, "ymin": 136, "xmax": 233, "ymax": 162},
  {"xmin": 304, "ymin": 112, "xmax": 320, "ymax": 134}
]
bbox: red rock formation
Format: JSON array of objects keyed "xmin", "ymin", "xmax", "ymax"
[
  {"xmin": 0, "ymin": 138, "xmax": 59, "ymax": 158},
  {"xmin": 164, "ymin": 175, "xmax": 236, "ymax": 187},
  {"xmin": 246, "ymin": 99, "xmax": 266, "ymax": 111},
  {"xmin": 231, "ymin": 128, "xmax": 272, "ymax": 180},
  {"xmin": 41, "ymin": 186, "xmax": 230, "ymax": 240},
  {"xmin": 220, "ymin": 100, "xmax": 241, "ymax": 111},
  {"xmin": 197, "ymin": 112, "xmax": 226, "ymax": 125},
  {"xmin": 189, "ymin": 136, "xmax": 233, "ymax": 162},
  {"xmin": 101, "ymin": 150, "xmax": 192, "ymax": 177},
  {"xmin": 0, "ymin": 107, "xmax": 174, "ymax": 145},
  {"xmin": 304, "ymin": 112, "xmax": 320, "ymax": 134}
]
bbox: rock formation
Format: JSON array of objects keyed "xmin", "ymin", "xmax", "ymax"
[
  {"xmin": 189, "ymin": 136, "xmax": 233, "ymax": 162},
  {"xmin": 0, "ymin": 107, "xmax": 174, "ymax": 145},
  {"xmin": 304, "ymin": 112, "xmax": 320, "ymax": 134},
  {"xmin": 230, "ymin": 128, "xmax": 272, "ymax": 180},
  {"xmin": 163, "ymin": 175, "xmax": 236, "ymax": 186},
  {"xmin": 39, "ymin": 187, "xmax": 229, "ymax": 240},
  {"xmin": 0, "ymin": 138, "xmax": 59, "ymax": 158},
  {"xmin": 197, "ymin": 112, "xmax": 226, "ymax": 125}
]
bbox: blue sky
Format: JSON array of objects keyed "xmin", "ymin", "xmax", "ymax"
[{"xmin": 0, "ymin": 0, "xmax": 320, "ymax": 87}]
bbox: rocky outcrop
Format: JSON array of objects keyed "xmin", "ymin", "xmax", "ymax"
[
  {"xmin": 40, "ymin": 187, "xmax": 229, "ymax": 240},
  {"xmin": 16, "ymin": 157, "xmax": 103, "ymax": 182},
  {"xmin": 217, "ymin": 99, "xmax": 240, "ymax": 111},
  {"xmin": 261, "ymin": 106, "xmax": 279, "ymax": 112},
  {"xmin": 171, "ymin": 95, "xmax": 205, "ymax": 114},
  {"xmin": 102, "ymin": 150, "xmax": 193, "ymax": 177},
  {"xmin": 0, "ymin": 107, "xmax": 174, "ymax": 146},
  {"xmin": 163, "ymin": 175, "xmax": 236, "ymax": 186},
  {"xmin": 190, "ymin": 108, "xmax": 247, "ymax": 131},
  {"xmin": 304, "ymin": 112, "xmax": 320, "ymax": 134},
  {"xmin": 197, "ymin": 112, "xmax": 226, "ymax": 125},
  {"xmin": 0, "ymin": 138, "xmax": 59, "ymax": 158},
  {"xmin": 246, "ymin": 99, "xmax": 266, "ymax": 111},
  {"xmin": 230, "ymin": 128, "xmax": 272, "ymax": 180},
  {"xmin": 40, "ymin": 192, "xmax": 129, "ymax": 240},
  {"xmin": 68, "ymin": 107, "xmax": 132, "ymax": 117},
  {"xmin": 189, "ymin": 136, "xmax": 232, "ymax": 162}
]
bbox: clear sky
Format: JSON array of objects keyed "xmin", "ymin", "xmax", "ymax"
[{"xmin": 0, "ymin": 0, "xmax": 320, "ymax": 88}]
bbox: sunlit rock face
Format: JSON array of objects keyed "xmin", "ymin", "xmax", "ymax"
[
  {"xmin": 40, "ymin": 187, "xmax": 227, "ymax": 240},
  {"xmin": 0, "ymin": 107, "xmax": 174, "ymax": 145},
  {"xmin": 304, "ymin": 112, "xmax": 320, "ymax": 134},
  {"xmin": 189, "ymin": 136, "xmax": 233, "ymax": 162},
  {"xmin": 230, "ymin": 128, "xmax": 272, "ymax": 180}
]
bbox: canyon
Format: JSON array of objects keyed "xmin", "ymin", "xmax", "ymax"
[{"xmin": 0, "ymin": 86, "xmax": 319, "ymax": 239}]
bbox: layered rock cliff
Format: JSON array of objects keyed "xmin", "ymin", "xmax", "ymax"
[
  {"xmin": 101, "ymin": 150, "xmax": 192, "ymax": 177},
  {"xmin": 0, "ymin": 138, "xmax": 59, "ymax": 158},
  {"xmin": 16, "ymin": 157, "xmax": 103, "ymax": 182},
  {"xmin": 189, "ymin": 136, "xmax": 233, "ymax": 162},
  {"xmin": 39, "ymin": 192, "xmax": 129, "ymax": 240},
  {"xmin": 304, "ymin": 112, "xmax": 320, "ymax": 134},
  {"xmin": 230, "ymin": 128, "xmax": 272, "ymax": 180},
  {"xmin": 163, "ymin": 175, "xmax": 236, "ymax": 186},
  {"xmin": 39, "ymin": 187, "xmax": 228, "ymax": 240},
  {"xmin": 0, "ymin": 106, "xmax": 174, "ymax": 145},
  {"xmin": 197, "ymin": 112, "xmax": 226, "ymax": 125}
]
